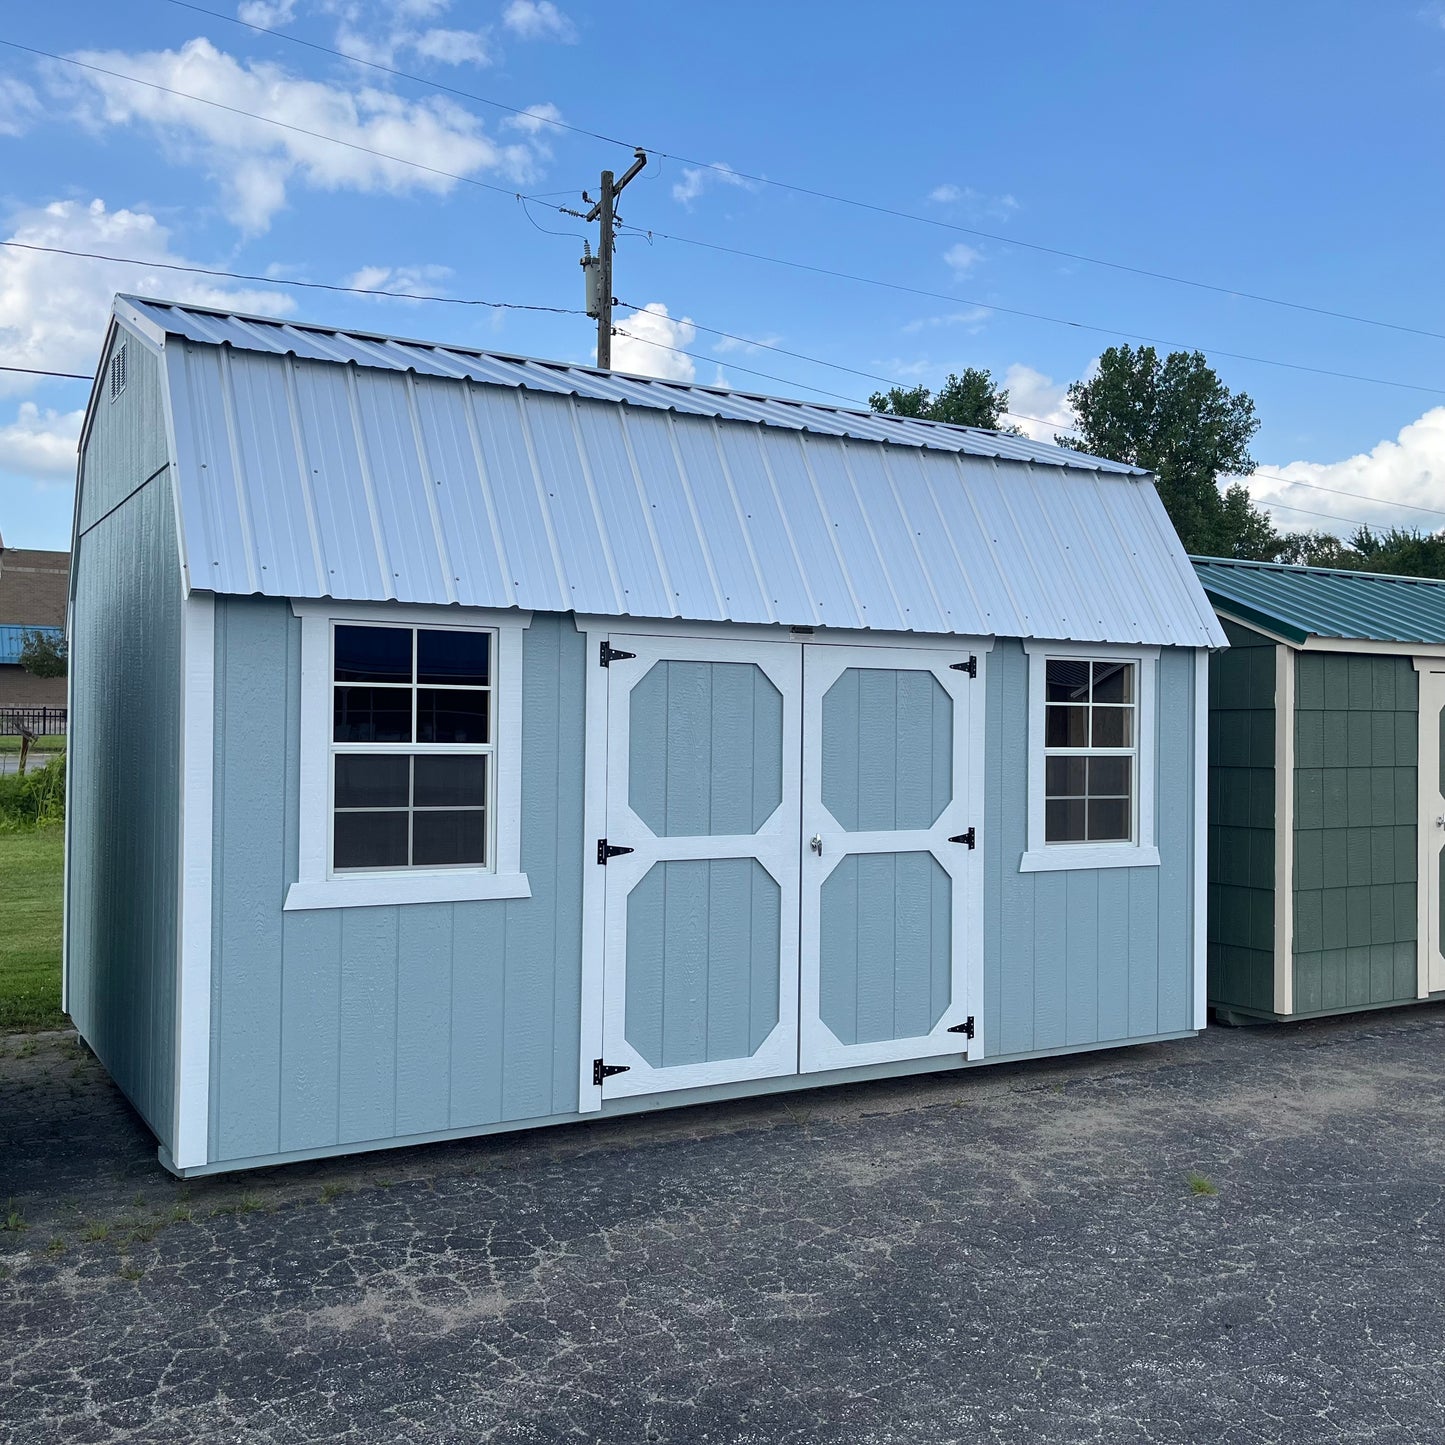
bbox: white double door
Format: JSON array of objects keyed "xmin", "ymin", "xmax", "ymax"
[{"xmin": 594, "ymin": 633, "xmax": 981, "ymax": 1101}]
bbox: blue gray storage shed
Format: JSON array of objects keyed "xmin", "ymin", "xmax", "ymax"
[
  {"xmin": 1196, "ymin": 556, "xmax": 1445, "ymax": 1023},
  {"xmin": 65, "ymin": 295, "xmax": 1225, "ymax": 1176}
]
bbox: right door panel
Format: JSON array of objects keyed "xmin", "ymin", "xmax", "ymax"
[
  {"xmin": 799, "ymin": 644, "xmax": 983, "ymax": 1072},
  {"xmin": 1420, "ymin": 664, "xmax": 1445, "ymax": 996}
]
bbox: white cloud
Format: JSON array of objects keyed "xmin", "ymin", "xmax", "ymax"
[
  {"xmin": 611, "ymin": 303, "xmax": 696, "ymax": 382},
  {"xmin": 343, "ymin": 262, "xmax": 452, "ymax": 297},
  {"xmin": 502, "ymin": 0, "xmax": 577, "ymax": 41},
  {"xmin": 1001, "ymin": 364, "xmax": 1076, "ymax": 442},
  {"xmin": 54, "ymin": 38, "xmax": 539, "ymax": 230},
  {"xmin": 237, "ymin": 0, "xmax": 298, "ymax": 26},
  {"xmin": 927, "ymin": 183, "xmax": 1019, "ymax": 220},
  {"xmin": 1242, "ymin": 408, "xmax": 1445, "ymax": 536},
  {"xmin": 504, "ymin": 101, "xmax": 563, "ymax": 136},
  {"xmin": 0, "ymin": 76, "xmax": 40, "ymax": 137},
  {"xmin": 943, "ymin": 243, "xmax": 982, "ymax": 275},
  {"xmin": 873, "ymin": 358, "xmax": 934, "ymax": 381},
  {"xmin": 0, "ymin": 198, "xmax": 293, "ymax": 396},
  {"xmin": 713, "ymin": 331, "xmax": 782, "ymax": 356},
  {"xmin": 0, "ymin": 403, "xmax": 85, "ymax": 485},
  {"xmin": 671, "ymin": 161, "xmax": 753, "ymax": 208},
  {"xmin": 335, "ymin": 21, "xmax": 491, "ymax": 68},
  {"xmin": 901, "ymin": 307, "xmax": 992, "ymax": 335}
]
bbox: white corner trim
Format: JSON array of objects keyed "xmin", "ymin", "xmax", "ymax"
[
  {"xmin": 1273, "ymin": 645, "xmax": 1296, "ymax": 1016},
  {"xmin": 284, "ymin": 872, "xmax": 531, "ymax": 911},
  {"xmin": 1020, "ymin": 640, "xmax": 1159, "ymax": 873},
  {"xmin": 173, "ymin": 591, "xmax": 215, "ymax": 1171},
  {"xmin": 1020, "ymin": 845, "xmax": 1161, "ymax": 873},
  {"xmin": 1414, "ymin": 657, "xmax": 1444, "ymax": 999},
  {"xmin": 1192, "ymin": 648, "xmax": 1209, "ymax": 1030},
  {"xmin": 292, "ymin": 602, "xmax": 530, "ymax": 909},
  {"xmin": 576, "ymin": 625, "xmax": 611, "ymax": 1113}
]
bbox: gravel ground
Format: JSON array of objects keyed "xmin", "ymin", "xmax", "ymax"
[{"xmin": 3, "ymin": 1006, "xmax": 1445, "ymax": 1443}]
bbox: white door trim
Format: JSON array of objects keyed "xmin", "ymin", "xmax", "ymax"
[
  {"xmin": 598, "ymin": 633, "xmax": 803, "ymax": 1099},
  {"xmin": 1273, "ymin": 645, "xmax": 1296, "ymax": 1016},
  {"xmin": 798, "ymin": 642, "xmax": 985, "ymax": 1071},
  {"xmin": 1414, "ymin": 659, "xmax": 1445, "ymax": 998}
]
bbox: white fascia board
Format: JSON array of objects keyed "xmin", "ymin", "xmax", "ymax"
[{"xmin": 173, "ymin": 591, "xmax": 215, "ymax": 1172}]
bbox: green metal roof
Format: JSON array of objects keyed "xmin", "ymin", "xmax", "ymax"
[{"xmin": 1192, "ymin": 556, "xmax": 1445, "ymax": 646}]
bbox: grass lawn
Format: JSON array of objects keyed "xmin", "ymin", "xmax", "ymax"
[
  {"xmin": 0, "ymin": 736, "xmax": 65, "ymax": 755},
  {"xmin": 0, "ymin": 825, "xmax": 66, "ymax": 1032}
]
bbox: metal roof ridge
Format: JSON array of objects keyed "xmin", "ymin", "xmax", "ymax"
[
  {"xmin": 1191, "ymin": 553, "xmax": 1445, "ymax": 591},
  {"xmin": 116, "ymin": 293, "xmax": 1143, "ymax": 471}
]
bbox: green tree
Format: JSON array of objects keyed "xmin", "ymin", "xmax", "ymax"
[
  {"xmin": 869, "ymin": 367, "xmax": 1021, "ymax": 433},
  {"xmin": 19, "ymin": 630, "xmax": 67, "ymax": 679},
  {"xmin": 1279, "ymin": 524, "xmax": 1445, "ymax": 579},
  {"xmin": 1058, "ymin": 345, "xmax": 1274, "ymax": 557}
]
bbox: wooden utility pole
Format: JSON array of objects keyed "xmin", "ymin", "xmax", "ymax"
[{"xmin": 583, "ymin": 149, "xmax": 647, "ymax": 370}]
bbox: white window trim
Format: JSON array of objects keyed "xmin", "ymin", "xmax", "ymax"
[
  {"xmin": 285, "ymin": 600, "xmax": 532, "ymax": 910},
  {"xmin": 1020, "ymin": 639, "xmax": 1160, "ymax": 873}
]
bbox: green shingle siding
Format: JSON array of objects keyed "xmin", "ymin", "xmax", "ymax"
[
  {"xmin": 1293, "ymin": 652, "xmax": 1418, "ymax": 1014},
  {"xmin": 1207, "ymin": 619, "xmax": 1277, "ymax": 1014}
]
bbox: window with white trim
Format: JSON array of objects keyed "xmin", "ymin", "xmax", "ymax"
[
  {"xmin": 1021, "ymin": 641, "xmax": 1159, "ymax": 873},
  {"xmin": 287, "ymin": 602, "xmax": 531, "ymax": 912},
  {"xmin": 1043, "ymin": 658, "xmax": 1136, "ymax": 844},
  {"xmin": 331, "ymin": 623, "xmax": 493, "ymax": 871}
]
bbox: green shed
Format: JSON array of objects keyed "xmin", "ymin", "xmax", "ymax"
[{"xmin": 1194, "ymin": 556, "xmax": 1445, "ymax": 1023}]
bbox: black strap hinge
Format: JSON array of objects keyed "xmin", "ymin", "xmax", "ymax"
[
  {"xmin": 597, "ymin": 839, "xmax": 634, "ymax": 864},
  {"xmin": 600, "ymin": 641, "xmax": 636, "ymax": 667},
  {"xmin": 593, "ymin": 1059, "xmax": 630, "ymax": 1086},
  {"xmin": 947, "ymin": 1016, "xmax": 976, "ymax": 1038},
  {"xmin": 949, "ymin": 827, "xmax": 976, "ymax": 849},
  {"xmin": 949, "ymin": 656, "xmax": 977, "ymax": 678}
]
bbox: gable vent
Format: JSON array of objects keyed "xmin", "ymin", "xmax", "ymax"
[{"xmin": 109, "ymin": 345, "xmax": 127, "ymax": 402}]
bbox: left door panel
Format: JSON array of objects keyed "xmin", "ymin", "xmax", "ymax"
[{"xmin": 598, "ymin": 635, "xmax": 802, "ymax": 1098}]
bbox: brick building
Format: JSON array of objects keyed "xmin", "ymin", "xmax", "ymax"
[{"xmin": 0, "ymin": 541, "xmax": 69, "ymax": 718}]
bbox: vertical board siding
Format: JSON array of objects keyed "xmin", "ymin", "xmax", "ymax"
[
  {"xmin": 67, "ymin": 463, "xmax": 182, "ymax": 1150},
  {"xmin": 1205, "ymin": 619, "xmax": 1277, "ymax": 1014},
  {"xmin": 209, "ymin": 603, "xmax": 586, "ymax": 1164},
  {"xmin": 627, "ymin": 660, "xmax": 783, "ymax": 836},
  {"xmin": 984, "ymin": 640, "xmax": 1198, "ymax": 1056},
  {"xmin": 819, "ymin": 851, "xmax": 952, "ymax": 1044},
  {"xmin": 1293, "ymin": 652, "xmax": 1418, "ymax": 1013},
  {"xmin": 77, "ymin": 331, "xmax": 170, "ymax": 533}
]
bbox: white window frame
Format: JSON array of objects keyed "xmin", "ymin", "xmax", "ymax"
[
  {"xmin": 1020, "ymin": 639, "xmax": 1160, "ymax": 873},
  {"xmin": 286, "ymin": 601, "xmax": 532, "ymax": 910}
]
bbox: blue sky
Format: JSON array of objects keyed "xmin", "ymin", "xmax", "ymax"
[{"xmin": 3, "ymin": 0, "xmax": 1445, "ymax": 549}]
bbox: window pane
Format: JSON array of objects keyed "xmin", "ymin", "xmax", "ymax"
[
  {"xmin": 1087, "ymin": 797, "xmax": 1131, "ymax": 841},
  {"xmin": 1091, "ymin": 661, "xmax": 1134, "ymax": 704},
  {"xmin": 413, "ymin": 809, "xmax": 487, "ymax": 866},
  {"xmin": 334, "ymin": 810, "xmax": 408, "ymax": 869},
  {"xmin": 1045, "ymin": 705, "xmax": 1089, "ymax": 747},
  {"xmin": 1046, "ymin": 659, "xmax": 1091, "ymax": 703},
  {"xmin": 1045, "ymin": 798, "xmax": 1087, "ymax": 842},
  {"xmin": 335, "ymin": 753, "xmax": 410, "ymax": 808},
  {"xmin": 417, "ymin": 689, "xmax": 490, "ymax": 744},
  {"xmin": 1087, "ymin": 755, "xmax": 1132, "ymax": 797},
  {"xmin": 414, "ymin": 754, "xmax": 487, "ymax": 808},
  {"xmin": 1045, "ymin": 756, "xmax": 1087, "ymax": 797},
  {"xmin": 334, "ymin": 686, "xmax": 413, "ymax": 743},
  {"xmin": 1091, "ymin": 707, "xmax": 1133, "ymax": 748},
  {"xmin": 418, "ymin": 629, "xmax": 490, "ymax": 686},
  {"xmin": 334, "ymin": 625, "xmax": 412, "ymax": 682}
]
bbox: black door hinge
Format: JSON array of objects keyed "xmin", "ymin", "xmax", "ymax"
[
  {"xmin": 949, "ymin": 656, "xmax": 977, "ymax": 678},
  {"xmin": 600, "ymin": 641, "xmax": 636, "ymax": 667},
  {"xmin": 949, "ymin": 827, "xmax": 976, "ymax": 848},
  {"xmin": 947, "ymin": 1016, "xmax": 976, "ymax": 1038},
  {"xmin": 597, "ymin": 838, "xmax": 635, "ymax": 864},
  {"xmin": 593, "ymin": 1058, "xmax": 630, "ymax": 1086}
]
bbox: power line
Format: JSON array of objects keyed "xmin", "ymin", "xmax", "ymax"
[
  {"xmin": 1, "ymin": 364, "xmax": 92, "ymax": 380},
  {"xmin": 0, "ymin": 239, "xmax": 588, "ymax": 316},
  {"xmin": 155, "ymin": 0, "xmax": 1445, "ymax": 347},
  {"xmin": 619, "ymin": 224, "xmax": 1445, "ymax": 401}
]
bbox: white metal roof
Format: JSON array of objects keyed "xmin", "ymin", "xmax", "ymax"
[{"xmin": 110, "ymin": 295, "xmax": 1226, "ymax": 647}]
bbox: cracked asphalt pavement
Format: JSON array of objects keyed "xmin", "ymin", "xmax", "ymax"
[{"xmin": 3, "ymin": 1006, "xmax": 1445, "ymax": 1443}]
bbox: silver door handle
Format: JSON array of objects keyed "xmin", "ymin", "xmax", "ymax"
[
  {"xmin": 1437, "ymin": 816, "xmax": 1445, "ymax": 829},
  {"xmin": 809, "ymin": 834, "xmax": 823, "ymax": 855}
]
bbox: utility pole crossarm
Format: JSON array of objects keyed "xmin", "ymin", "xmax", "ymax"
[{"xmin": 583, "ymin": 149, "xmax": 647, "ymax": 371}]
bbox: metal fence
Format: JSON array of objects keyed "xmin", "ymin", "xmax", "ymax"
[{"xmin": 0, "ymin": 706, "xmax": 67, "ymax": 738}]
